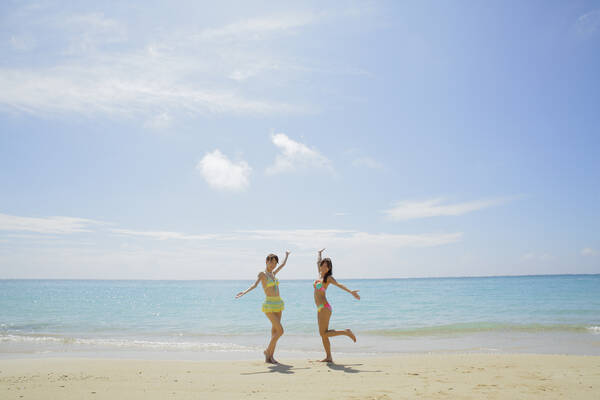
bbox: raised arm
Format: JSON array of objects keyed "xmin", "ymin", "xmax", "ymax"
[
  {"xmin": 316, "ymin": 248, "xmax": 325, "ymax": 275},
  {"xmin": 273, "ymin": 250, "xmax": 291, "ymax": 275},
  {"xmin": 328, "ymin": 277, "xmax": 360, "ymax": 300},
  {"xmin": 235, "ymin": 272, "xmax": 265, "ymax": 298}
]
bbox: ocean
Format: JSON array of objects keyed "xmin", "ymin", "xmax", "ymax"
[{"xmin": 1, "ymin": 275, "xmax": 599, "ymax": 359}]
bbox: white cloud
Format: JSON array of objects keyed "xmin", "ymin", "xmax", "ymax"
[
  {"xmin": 0, "ymin": 10, "xmax": 321, "ymax": 120},
  {"xmin": 143, "ymin": 112, "xmax": 172, "ymax": 131},
  {"xmin": 1, "ymin": 211, "xmax": 459, "ymax": 250},
  {"xmin": 111, "ymin": 229, "xmax": 219, "ymax": 241},
  {"xmin": 576, "ymin": 9, "xmax": 600, "ymax": 36},
  {"xmin": 196, "ymin": 150, "xmax": 252, "ymax": 191},
  {"xmin": 238, "ymin": 229, "xmax": 462, "ymax": 249},
  {"xmin": 0, "ymin": 67, "xmax": 299, "ymax": 118},
  {"xmin": 0, "ymin": 213, "xmax": 104, "ymax": 234},
  {"xmin": 110, "ymin": 227, "xmax": 460, "ymax": 248},
  {"xmin": 521, "ymin": 252, "xmax": 554, "ymax": 262},
  {"xmin": 0, "ymin": 216, "xmax": 462, "ymax": 278},
  {"xmin": 266, "ymin": 133, "xmax": 333, "ymax": 175},
  {"xmin": 65, "ymin": 12, "xmax": 120, "ymax": 31},
  {"xmin": 9, "ymin": 34, "xmax": 36, "ymax": 51},
  {"xmin": 384, "ymin": 197, "xmax": 515, "ymax": 220},
  {"xmin": 61, "ymin": 12, "xmax": 126, "ymax": 53},
  {"xmin": 0, "ymin": 4, "xmax": 376, "ymax": 121},
  {"xmin": 352, "ymin": 156, "xmax": 383, "ymax": 169},
  {"xmin": 581, "ymin": 248, "xmax": 598, "ymax": 256},
  {"xmin": 197, "ymin": 14, "xmax": 319, "ymax": 41}
]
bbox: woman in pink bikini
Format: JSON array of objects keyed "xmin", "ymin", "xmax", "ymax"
[{"xmin": 314, "ymin": 248, "xmax": 360, "ymax": 362}]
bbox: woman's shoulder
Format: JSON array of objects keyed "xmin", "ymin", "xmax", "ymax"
[{"xmin": 257, "ymin": 271, "xmax": 267, "ymax": 279}]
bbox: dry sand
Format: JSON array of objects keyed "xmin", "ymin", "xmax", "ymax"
[{"xmin": 1, "ymin": 354, "xmax": 599, "ymax": 399}]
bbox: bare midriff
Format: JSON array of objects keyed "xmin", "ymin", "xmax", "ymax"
[
  {"xmin": 263, "ymin": 275, "xmax": 280, "ymax": 297},
  {"xmin": 264, "ymin": 286, "xmax": 279, "ymax": 297},
  {"xmin": 313, "ymin": 280, "xmax": 328, "ymax": 307}
]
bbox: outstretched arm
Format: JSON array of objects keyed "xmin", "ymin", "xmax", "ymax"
[
  {"xmin": 273, "ymin": 250, "xmax": 291, "ymax": 275},
  {"xmin": 328, "ymin": 277, "xmax": 360, "ymax": 300},
  {"xmin": 316, "ymin": 248, "xmax": 325, "ymax": 275},
  {"xmin": 235, "ymin": 273, "xmax": 264, "ymax": 298}
]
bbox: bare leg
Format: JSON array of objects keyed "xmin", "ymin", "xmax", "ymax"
[
  {"xmin": 317, "ymin": 308, "xmax": 333, "ymax": 362},
  {"xmin": 264, "ymin": 311, "xmax": 283, "ymax": 363},
  {"xmin": 325, "ymin": 328, "xmax": 356, "ymax": 342}
]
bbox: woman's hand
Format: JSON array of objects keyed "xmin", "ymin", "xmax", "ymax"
[
  {"xmin": 318, "ymin": 248, "xmax": 325, "ymax": 254},
  {"xmin": 351, "ymin": 290, "xmax": 360, "ymax": 300},
  {"xmin": 235, "ymin": 291, "xmax": 245, "ymax": 299}
]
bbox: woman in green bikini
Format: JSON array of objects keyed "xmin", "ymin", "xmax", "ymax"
[
  {"xmin": 314, "ymin": 248, "xmax": 360, "ymax": 362},
  {"xmin": 236, "ymin": 251, "xmax": 290, "ymax": 364}
]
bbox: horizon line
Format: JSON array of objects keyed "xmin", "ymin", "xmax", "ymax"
[{"xmin": 1, "ymin": 273, "xmax": 598, "ymax": 281}]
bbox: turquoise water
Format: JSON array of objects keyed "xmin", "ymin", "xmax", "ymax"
[{"xmin": 1, "ymin": 275, "xmax": 599, "ymax": 358}]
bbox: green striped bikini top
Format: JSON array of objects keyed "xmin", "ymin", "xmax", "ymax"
[{"xmin": 266, "ymin": 275, "xmax": 279, "ymax": 288}]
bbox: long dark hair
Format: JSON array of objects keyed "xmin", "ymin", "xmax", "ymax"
[{"xmin": 320, "ymin": 258, "xmax": 333, "ymax": 283}]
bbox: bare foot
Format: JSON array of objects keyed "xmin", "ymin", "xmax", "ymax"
[
  {"xmin": 319, "ymin": 358, "xmax": 333, "ymax": 363},
  {"xmin": 346, "ymin": 329, "xmax": 356, "ymax": 342},
  {"xmin": 270, "ymin": 356, "xmax": 279, "ymax": 364},
  {"xmin": 264, "ymin": 350, "xmax": 271, "ymax": 363}
]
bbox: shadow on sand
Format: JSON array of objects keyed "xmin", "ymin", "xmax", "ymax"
[
  {"xmin": 242, "ymin": 361, "xmax": 383, "ymax": 375},
  {"xmin": 241, "ymin": 363, "xmax": 310, "ymax": 375},
  {"xmin": 309, "ymin": 361, "xmax": 383, "ymax": 374}
]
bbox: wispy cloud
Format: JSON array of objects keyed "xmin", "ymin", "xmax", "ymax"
[
  {"xmin": 0, "ymin": 213, "xmax": 104, "ymax": 234},
  {"xmin": 9, "ymin": 34, "xmax": 36, "ymax": 51},
  {"xmin": 197, "ymin": 14, "xmax": 320, "ymax": 41},
  {"xmin": 0, "ymin": 9, "xmax": 325, "ymax": 120},
  {"xmin": 581, "ymin": 247, "xmax": 598, "ymax": 256},
  {"xmin": 111, "ymin": 229, "xmax": 220, "ymax": 241},
  {"xmin": 1, "ymin": 211, "xmax": 459, "ymax": 250},
  {"xmin": 60, "ymin": 12, "xmax": 126, "ymax": 54},
  {"xmin": 345, "ymin": 148, "xmax": 383, "ymax": 170},
  {"xmin": 0, "ymin": 3, "xmax": 376, "ymax": 121},
  {"xmin": 1, "ymin": 214, "xmax": 461, "ymax": 278},
  {"xmin": 239, "ymin": 229, "xmax": 462, "ymax": 249},
  {"xmin": 111, "ymin": 227, "xmax": 461, "ymax": 249},
  {"xmin": 266, "ymin": 133, "xmax": 333, "ymax": 175},
  {"xmin": 575, "ymin": 9, "xmax": 600, "ymax": 36},
  {"xmin": 352, "ymin": 156, "xmax": 383, "ymax": 169},
  {"xmin": 0, "ymin": 67, "xmax": 300, "ymax": 117},
  {"xmin": 196, "ymin": 150, "xmax": 252, "ymax": 191},
  {"xmin": 521, "ymin": 252, "xmax": 554, "ymax": 262},
  {"xmin": 143, "ymin": 112, "xmax": 172, "ymax": 131},
  {"xmin": 384, "ymin": 197, "xmax": 516, "ymax": 221}
]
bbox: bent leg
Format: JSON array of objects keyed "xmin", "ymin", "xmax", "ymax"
[{"xmin": 324, "ymin": 329, "xmax": 356, "ymax": 342}]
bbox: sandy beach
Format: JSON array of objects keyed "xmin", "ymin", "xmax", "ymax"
[{"xmin": 1, "ymin": 354, "xmax": 599, "ymax": 399}]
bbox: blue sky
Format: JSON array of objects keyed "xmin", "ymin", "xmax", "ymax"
[{"xmin": 1, "ymin": 1, "xmax": 599, "ymax": 279}]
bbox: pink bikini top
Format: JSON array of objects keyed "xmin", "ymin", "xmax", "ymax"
[{"xmin": 313, "ymin": 279, "xmax": 327, "ymax": 292}]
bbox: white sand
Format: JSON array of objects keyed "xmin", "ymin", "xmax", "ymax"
[{"xmin": 1, "ymin": 354, "xmax": 599, "ymax": 399}]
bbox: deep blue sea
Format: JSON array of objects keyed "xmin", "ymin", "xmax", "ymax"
[{"xmin": 1, "ymin": 275, "xmax": 599, "ymax": 359}]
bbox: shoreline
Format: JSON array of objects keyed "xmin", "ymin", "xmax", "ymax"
[
  {"xmin": 2, "ymin": 354, "xmax": 599, "ymax": 399},
  {"xmin": 3, "ymin": 329, "xmax": 600, "ymax": 359}
]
